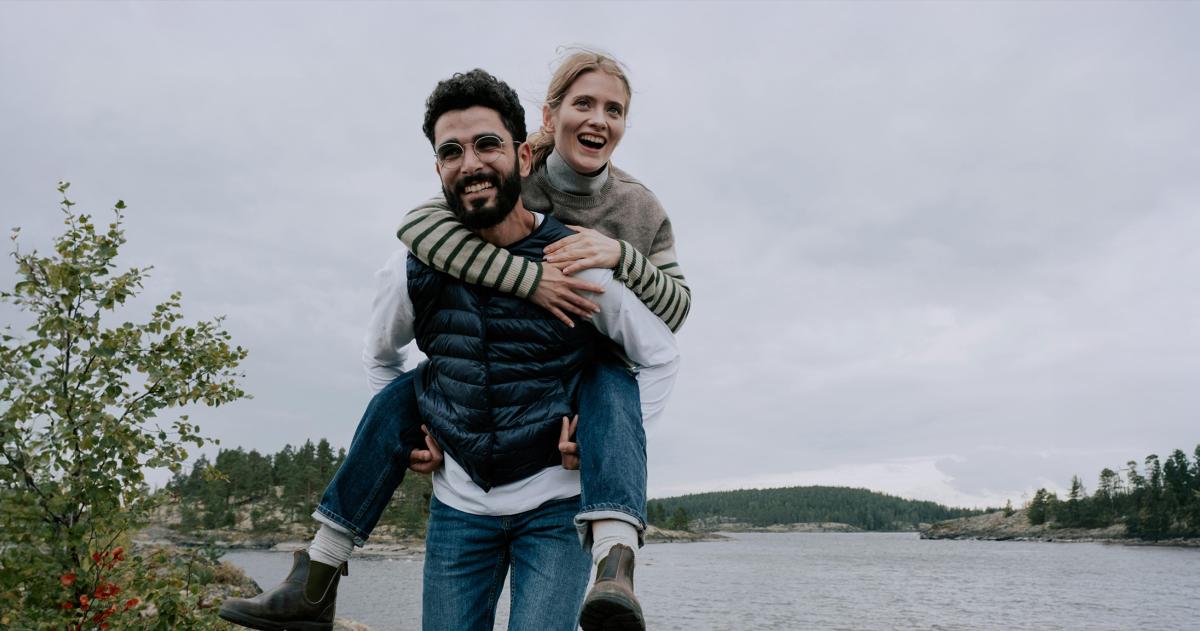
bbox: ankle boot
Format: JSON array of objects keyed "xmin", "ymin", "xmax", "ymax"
[
  {"xmin": 218, "ymin": 549, "xmax": 347, "ymax": 631},
  {"xmin": 579, "ymin": 544, "xmax": 644, "ymax": 631}
]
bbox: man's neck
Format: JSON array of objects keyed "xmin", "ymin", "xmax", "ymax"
[{"xmin": 476, "ymin": 203, "xmax": 536, "ymax": 247}]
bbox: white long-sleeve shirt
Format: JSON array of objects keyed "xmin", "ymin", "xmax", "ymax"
[{"xmin": 362, "ymin": 214, "xmax": 679, "ymax": 516}]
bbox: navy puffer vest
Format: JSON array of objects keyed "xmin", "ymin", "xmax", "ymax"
[{"xmin": 408, "ymin": 215, "xmax": 596, "ymax": 490}]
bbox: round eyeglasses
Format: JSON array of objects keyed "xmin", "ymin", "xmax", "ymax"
[{"xmin": 434, "ymin": 135, "xmax": 516, "ymax": 168}]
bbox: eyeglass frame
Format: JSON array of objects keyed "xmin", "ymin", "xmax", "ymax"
[{"xmin": 433, "ymin": 134, "xmax": 521, "ymax": 168}]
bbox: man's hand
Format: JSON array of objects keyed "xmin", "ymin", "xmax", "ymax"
[
  {"xmin": 544, "ymin": 226, "xmax": 621, "ymax": 276},
  {"xmin": 558, "ymin": 415, "xmax": 580, "ymax": 470},
  {"xmin": 532, "ymin": 263, "xmax": 603, "ymax": 328},
  {"xmin": 408, "ymin": 424, "xmax": 444, "ymax": 474}
]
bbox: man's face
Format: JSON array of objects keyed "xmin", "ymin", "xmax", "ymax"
[{"xmin": 433, "ymin": 106, "xmax": 531, "ymax": 230}]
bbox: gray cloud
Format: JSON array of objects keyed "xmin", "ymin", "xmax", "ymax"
[{"xmin": 2, "ymin": 1, "xmax": 1198, "ymax": 507}]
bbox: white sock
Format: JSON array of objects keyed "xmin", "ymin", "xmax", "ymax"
[
  {"xmin": 308, "ymin": 524, "xmax": 354, "ymax": 568},
  {"xmin": 590, "ymin": 519, "xmax": 639, "ymax": 567}
]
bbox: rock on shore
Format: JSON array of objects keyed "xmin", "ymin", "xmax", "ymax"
[{"xmin": 921, "ymin": 509, "xmax": 1130, "ymax": 543}]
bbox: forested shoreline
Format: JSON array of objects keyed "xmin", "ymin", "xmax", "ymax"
[
  {"xmin": 167, "ymin": 441, "xmax": 1200, "ymax": 543},
  {"xmin": 163, "ymin": 443, "xmax": 986, "ymax": 538},
  {"xmin": 647, "ymin": 486, "xmax": 987, "ymax": 531},
  {"xmin": 1024, "ymin": 445, "xmax": 1200, "ymax": 539},
  {"xmin": 165, "ymin": 439, "xmax": 431, "ymax": 538}
]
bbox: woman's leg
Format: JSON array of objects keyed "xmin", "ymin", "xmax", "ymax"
[
  {"xmin": 574, "ymin": 355, "xmax": 646, "ymax": 543},
  {"xmin": 314, "ymin": 368, "xmax": 426, "ymax": 544}
]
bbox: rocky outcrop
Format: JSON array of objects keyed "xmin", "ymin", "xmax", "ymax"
[
  {"xmin": 921, "ymin": 509, "xmax": 1125, "ymax": 542},
  {"xmin": 644, "ymin": 524, "xmax": 727, "ymax": 543}
]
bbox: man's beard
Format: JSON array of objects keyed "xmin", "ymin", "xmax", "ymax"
[{"xmin": 444, "ymin": 166, "xmax": 523, "ymax": 231}]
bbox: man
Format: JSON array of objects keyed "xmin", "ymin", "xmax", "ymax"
[{"xmin": 220, "ymin": 69, "xmax": 677, "ymax": 631}]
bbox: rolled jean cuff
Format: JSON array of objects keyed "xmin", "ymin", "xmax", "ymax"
[
  {"xmin": 574, "ymin": 506, "xmax": 646, "ymax": 550},
  {"xmin": 312, "ymin": 507, "xmax": 368, "ymax": 547}
]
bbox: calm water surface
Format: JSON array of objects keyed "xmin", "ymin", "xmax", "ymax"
[{"xmin": 223, "ymin": 532, "xmax": 1200, "ymax": 630}]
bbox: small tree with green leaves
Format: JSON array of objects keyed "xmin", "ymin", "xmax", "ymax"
[{"xmin": 0, "ymin": 184, "xmax": 248, "ymax": 629}]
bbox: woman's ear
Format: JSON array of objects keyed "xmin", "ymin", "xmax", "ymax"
[{"xmin": 542, "ymin": 103, "xmax": 554, "ymax": 134}]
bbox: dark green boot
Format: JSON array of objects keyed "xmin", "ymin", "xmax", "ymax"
[
  {"xmin": 218, "ymin": 549, "xmax": 347, "ymax": 631},
  {"xmin": 579, "ymin": 544, "xmax": 645, "ymax": 631}
]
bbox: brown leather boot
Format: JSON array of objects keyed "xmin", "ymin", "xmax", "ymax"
[
  {"xmin": 218, "ymin": 549, "xmax": 347, "ymax": 631},
  {"xmin": 579, "ymin": 544, "xmax": 645, "ymax": 631}
]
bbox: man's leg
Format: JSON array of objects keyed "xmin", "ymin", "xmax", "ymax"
[
  {"xmin": 573, "ymin": 355, "xmax": 648, "ymax": 630},
  {"xmin": 422, "ymin": 496, "xmax": 510, "ymax": 631},
  {"xmin": 507, "ymin": 497, "xmax": 592, "ymax": 631},
  {"xmin": 220, "ymin": 370, "xmax": 424, "ymax": 630}
]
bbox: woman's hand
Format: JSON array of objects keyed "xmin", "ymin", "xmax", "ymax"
[
  {"xmin": 543, "ymin": 226, "xmax": 621, "ymax": 275},
  {"xmin": 532, "ymin": 263, "xmax": 602, "ymax": 328}
]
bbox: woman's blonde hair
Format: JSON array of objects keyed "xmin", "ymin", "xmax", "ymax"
[{"xmin": 527, "ymin": 48, "xmax": 632, "ymax": 168}]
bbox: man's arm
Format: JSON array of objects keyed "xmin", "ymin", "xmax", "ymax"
[
  {"xmin": 573, "ymin": 268, "xmax": 680, "ymax": 425},
  {"xmin": 362, "ymin": 250, "xmax": 416, "ymax": 394}
]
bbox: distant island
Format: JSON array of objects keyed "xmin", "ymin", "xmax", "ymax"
[
  {"xmin": 647, "ymin": 485, "xmax": 988, "ymax": 533},
  {"xmin": 922, "ymin": 444, "xmax": 1200, "ymax": 546}
]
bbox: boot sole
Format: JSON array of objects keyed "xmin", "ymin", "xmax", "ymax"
[
  {"xmin": 580, "ymin": 592, "xmax": 645, "ymax": 631},
  {"xmin": 218, "ymin": 607, "xmax": 333, "ymax": 631}
]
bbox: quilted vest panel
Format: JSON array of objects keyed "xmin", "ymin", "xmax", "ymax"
[{"xmin": 408, "ymin": 215, "xmax": 596, "ymax": 490}]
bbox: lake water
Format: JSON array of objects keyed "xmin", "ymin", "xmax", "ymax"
[{"xmin": 223, "ymin": 532, "xmax": 1200, "ymax": 630}]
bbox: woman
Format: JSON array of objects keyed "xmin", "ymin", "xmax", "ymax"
[{"xmin": 399, "ymin": 50, "xmax": 689, "ymax": 631}]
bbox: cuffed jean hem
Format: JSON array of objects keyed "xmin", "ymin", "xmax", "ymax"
[
  {"xmin": 574, "ymin": 505, "xmax": 646, "ymax": 550},
  {"xmin": 312, "ymin": 507, "xmax": 368, "ymax": 547}
]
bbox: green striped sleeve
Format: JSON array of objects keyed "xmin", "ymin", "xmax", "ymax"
[
  {"xmin": 397, "ymin": 200, "xmax": 540, "ymax": 298},
  {"xmin": 616, "ymin": 239, "xmax": 692, "ymax": 332}
]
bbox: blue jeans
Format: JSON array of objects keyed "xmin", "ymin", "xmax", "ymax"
[
  {"xmin": 314, "ymin": 369, "xmax": 426, "ymax": 545},
  {"xmin": 422, "ymin": 495, "xmax": 591, "ymax": 631},
  {"xmin": 315, "ymin": 355, "xmax": 647, "ymax": 546},
  {"xmin": 574, "ymin": 354, "xmax": 647, "ymax": 541}
]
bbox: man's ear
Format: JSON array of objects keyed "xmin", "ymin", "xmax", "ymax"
[
  {"xmin": 542, "ymin": 103, "xmax": 554, "ymax": 134},
  {"xmin": 518, "ymin": 140, "xmax": 533, "ymax": 178}
]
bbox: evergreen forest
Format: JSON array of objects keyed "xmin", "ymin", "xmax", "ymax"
[
  {"xmin": 168, "ymin": 443, "xmax": 983, "ymax": 537},
  {"xmin": 1025, "ymin": 445, "xmax": 1200, "ymax": 540},
  {"xmin": 166, "ymin": 439, "xmax": 431, "ymax": 537},
  {"xmin": 646, "ymin": 486, "xmax": 986, "ymax": 531},
  {"xmin": 168, "ymin": 440, "xmax": 1200, "ymax": 541}
]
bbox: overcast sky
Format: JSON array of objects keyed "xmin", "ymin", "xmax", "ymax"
[{"xmin": 2, "ymin": 1, "xmax": 1198, "ymax": 509}]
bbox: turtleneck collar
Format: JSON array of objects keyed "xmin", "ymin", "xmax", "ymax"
[{"xmin": 545, "ymin": 148, "xmax": 609, "ymax": 196}]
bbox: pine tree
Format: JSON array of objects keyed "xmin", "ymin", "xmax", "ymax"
[
  {"xmin": 1027, "ymin": 489, "xmax": 1050, "ymax": 525},
  {"xmin": 669, "ymin": 506, "xmax": 691, "ymax": 531}
]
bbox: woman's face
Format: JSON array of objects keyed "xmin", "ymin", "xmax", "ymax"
[{"xmin": 544, "ymin": 70, "xmax": 628, "ymax": 175}]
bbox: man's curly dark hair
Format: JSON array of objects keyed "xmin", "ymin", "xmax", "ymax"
[{"xmin": 422, "ymin": 69, "xmax": 527, "ymax": 146}]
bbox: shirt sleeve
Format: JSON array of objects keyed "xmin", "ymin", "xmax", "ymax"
[
  {"xmin": 574, "ymin": 268, "xmax": 680, "ymax": 426},
  {"xmin": 362, "ymin": 250, "xmax": 417, "ymax": 394},
  {"xmin": 615, "ymin": 238, "xmax": 692, "ymax": 333},
  {"xmin": 397, "ymin": 196, "xmax": 542, "ymax": 299},
  {"xmin": 399, "ymin": 196, "xmax": 692, "ymax": 333}
]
